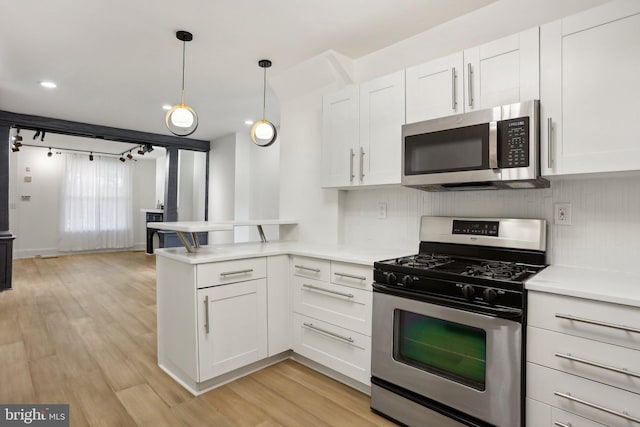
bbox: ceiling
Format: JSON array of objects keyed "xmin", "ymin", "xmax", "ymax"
[{"xmin": 1, "ymin": 0, "xmax": 497, "ymax": 144}]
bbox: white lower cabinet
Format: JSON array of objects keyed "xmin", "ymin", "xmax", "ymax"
[
  {"xmin": 197, "ymin": 279, "xmax": 268, "ymax": 381},
  {"xmin": 293, "ymin": 313, "xmax": 371, "ymax": 385},
  {"xmin": 291, "ymin": 257, "xmax": 373, "ymax": 386},
  {"xmin": 526, "ymin": 291, "xmax": 640, "ymax": 426}
]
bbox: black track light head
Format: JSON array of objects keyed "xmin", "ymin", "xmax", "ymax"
[
  {"xmin": 47, "ymin": 148, "xmax": 53, "ymax": 157},
  {"xmin": 33, "ymin": 130, "xmax": 41, "ymax": 140},
  {"xmin": 137, "ymin": 146, "xmax": 145, "ymax": 155},
  {"xmin": 119, "ymin": 156, "xmax": 126, "ymax": 162},
  {"xmin": 145, "ymin": 144, "xmax": 154, "ymax": 153},
  {"xmin": 41, "ymin": 131, "xmax": 46, "ymax": 142},
  {"xmin": 127, "ymin": 151, "xmax": 133, "ymax": 160},
  {"xmin": 11, "ymin": 145, "xmax": 20, "ymax": 153},
  {"xmin": 89, "ymin": 153, "xmax": 94, "ymax": 161}
]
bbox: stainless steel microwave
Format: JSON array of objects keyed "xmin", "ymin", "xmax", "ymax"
[{"xmin": 402, "ymin": 100, "xmax": 549, "ymax": 191}]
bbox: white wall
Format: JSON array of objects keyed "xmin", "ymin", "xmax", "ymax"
[{"xmin": 9, "ymin": 146, "xmax": 156, "ymax": 258}]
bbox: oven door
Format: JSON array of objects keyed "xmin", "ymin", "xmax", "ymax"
[
  {"xmin": 371, "ymin": 288, "xmax": 522, "ymax": 427},
  {"xmin": 402, "ymin": 106, "xmax": 502, "ymax": 187}
]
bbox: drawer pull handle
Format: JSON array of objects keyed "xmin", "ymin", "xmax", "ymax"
[
  {"xmin": 555, "ymin": 313, "xmax": 640, "ymax": 334},
  {"xmin": 554, "ymin": 391, "xmax": 640, "ymax": 424},
  {"xmin": 553, "ymin": 422, "xmax": 571, "ymax": 427},
  {"xmin": 204, "ymin": 295, "xmax": 210, "ymax": 334},
  {"xmin": 220, "ymin": 269, "xmax": 254, "ymax": 277},
  {"xmin": 303, "ymin": 322, "xmax": 354, "ymax": 344},
  {"xmin": 555, "ymin": 352, "xmax": 640, "ymax": 379},
  {"xmin": 334, "ymin": 272, "xmax": 367, "ymax": 281},
  {"xmin": 294, "ymin": 265, "xmax": 321, "ymax": 273},
  {"xmin": 302, "ymin": 284, "xmax": 354, "ymax": 299}
]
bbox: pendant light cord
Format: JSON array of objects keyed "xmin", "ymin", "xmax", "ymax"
[
  {"xmin": 181, "ymin": 39, "xmax": 186, "ymax": 104},
  {"xmin": 262, "ymin": 66, "xmax": 267, "ymax": 120}
]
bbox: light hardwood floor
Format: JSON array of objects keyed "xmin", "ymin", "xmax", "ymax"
[{"xmin": 1, "ymin": 251, "xmax": 397, "ymax": 427}]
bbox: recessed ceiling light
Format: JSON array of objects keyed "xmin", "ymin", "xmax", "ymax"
[
  {"xmin": 244, "ymin": 120, "xmax": 254, "ymax": 125},
  {"xmin": 162, "ymin": 104, "xmax": 172, "ymax": 110},
  {"xmin": 40, "ymin": 81, "xmax": 57, "ymax": 89}
]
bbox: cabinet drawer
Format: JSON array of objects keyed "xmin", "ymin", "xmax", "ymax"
[
  {"xmin": 292, "ymin": 256, "xmax": 330, "ymax": 282},
  {"xmin": 292, "ymin": 313, "xmax": 371, "ymax": 385},
  {"xmin": 197, "ymin": 257, "xmax": 266, "ymax": 288},
  {"xmin": 330, "ymin": 261, "xmax": 373, "ymax": 291},
  {"xmin": 528, "ymin": 291, "xmax": 640, "ymax": 351},
  {"xmin": 527, "ymin": 362, "xmax": 640, "ymax": 426},
  {"xmin": 528, "ymin": 326, "xmax": 640, "ymax": 394},
  {"xmin": 292, "ymin": 276, "xmax": 372, "ymax": 336},
  {"xmin": 527, "ymin": 398, "xmax": 607, "ymax": 427}
]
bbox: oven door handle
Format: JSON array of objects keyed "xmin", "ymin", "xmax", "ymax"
[{"xmin": 372, "ymin": 282, "xmax": 523, "ymax": 319}]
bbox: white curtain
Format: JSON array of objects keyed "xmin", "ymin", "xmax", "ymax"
[{"xmin": 59, "ymin": 154, "xmax": 133, "ymax": 251}]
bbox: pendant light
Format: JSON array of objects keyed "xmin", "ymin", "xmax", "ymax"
[
  {"xmin": 165, "ymin": 30, "xmax": 198, "ymax": 136},
  {"xmin": 250, "ymin": 59, "xmax": 277, "ymax": 147}
]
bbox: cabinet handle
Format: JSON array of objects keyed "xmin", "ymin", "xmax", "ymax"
[
  {"xmin": 334, "ymin": 271, "xmax": 367, "ymax": 281},
  {"xmin": 303, "ymin": 322, "xmax": 354, "ymax": 344},
  {"xmin": 554, "ymin": 391, "xmax": 640, "ymax": 424},
  {"xmin": 553, "ymin": 422, "xmax": 571, "ymax": 427},
  {"xmin": 555, "ymin": 313, "xmax": 640, "ymax": 334},
  {"xmin": 359, "ymin": 146, "xmax": 365, "ymax": 182},
  {"xmin": 294, "ymin": 264, "xmax": 321, "ymax": 273},
  {"xmin": 467, "ymin": 63, "xmax": 473, "ymax": 108},
  {"xmin": 547, "ymin": 117, "xmax": 553, "ymax": 169},
  {"xmin": 303, "ymin": 284, "xmax": 354, "ymax": 299},
  {"xmin": 349, "ymin": 148, "xmax": 355, "ymax": 182},
  {"xmin": 220, "ymin": 268, "xmax": 254, "ymax": 277},
  {"xmin": 451, "ymin": 68, "xmax": 457, "ymax": 111},
  {"xmin": 204, "ymin": 295, "xmax": 210, "ymax": 334},
  {"xmin": 554, "ymin": 352, "xmax": 640, "ymax": 379}
]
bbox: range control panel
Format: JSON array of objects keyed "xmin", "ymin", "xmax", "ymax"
[
  {"xmin": 452, "ymin": 220, "xmax": 499, "ymax": 237},
  {"xmin": 498, "ymin": 117, "xmax": 530, "ymax": 168}
]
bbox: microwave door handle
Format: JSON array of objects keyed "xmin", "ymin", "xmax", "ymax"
[{"xmin": 489, "ymin": 121, "xmax": 498, "ymax": 169}]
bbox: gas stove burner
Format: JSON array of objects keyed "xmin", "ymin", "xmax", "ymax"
[
  {"xmin": 463, "ymin": 261, "xmax": 531, "ymax": 281},
  {"xmin": 395, "ymin": 254, "xmax": 453, "ymax": 269}
]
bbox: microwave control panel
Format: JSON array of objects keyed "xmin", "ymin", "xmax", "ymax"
[{"xmin": 498, "ymin": 117, "xmax": 529, "ymax": 168}]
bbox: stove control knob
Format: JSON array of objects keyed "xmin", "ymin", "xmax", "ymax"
[
  {"xmin": 386, "ymin": 273, "xmax": 397, "ymax": 285},
  {"xmin": 483, "ymin": 288, "xmax": 498, "ymax": 305},
  {"xmin": 402, "ymin": 276, "xmax": 414, "ymax": 287},
  {"xmin": 461, "ymin": 284, "xmax": 476, "ymax": 301}
]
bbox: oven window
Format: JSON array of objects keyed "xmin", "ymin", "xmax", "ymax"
[
  {"xmin": 394, "ymin": 310, "xmax": 486, "ymax": 391},
  {"xmin": 404, "ymin": 123, "xmax": 489, "ymax": 175}
]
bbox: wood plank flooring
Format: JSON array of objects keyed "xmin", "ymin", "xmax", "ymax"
[{"xmin": 1, "ymin": 252, "xmax": 396, "ymax": 427}]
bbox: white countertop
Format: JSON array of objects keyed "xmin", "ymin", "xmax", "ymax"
[
  {"xmin": 154, "ymin": 241, "xmax": 415, "ymax": 266},
  {"xmin": 526, "ymin": 265, "xmax": 640, "ymax": 308},
  {"xmin": 141, "ymin": 209, "xmax": 163, "ymax": 213},
  {"xmin": 147, "ymin": 221, "xmax": 234, "ymax": 232}
]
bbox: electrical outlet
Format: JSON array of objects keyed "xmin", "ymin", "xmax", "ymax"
[
  {"xmin": 377, "ymin": 202, "xmax": 387, "ymax": 219},
  {"xmin": 554, "ymin": 203, "xmax": 572, "ymax": 225}
]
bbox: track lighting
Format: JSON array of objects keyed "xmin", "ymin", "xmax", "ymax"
[
  {"xmin": 40, "ymin": 131, "xmax": 46, "ymax": 142},
  {"xmin": 12, "ymin": 129, "xmax": 23, "ymax": 147},
  {"xmin": 119, "ymin": 156, "xmax": 126, "ymax": 162},
  {"xmin": 137, "ymin": 146, "xmax": 145, "ymax": 155},
  {"xmin": 145, "ymin": 144, "xmax": 154, "ymax": 153},
  {"xmin": 11, "ymin": 145, "xmax": 20, "ymax": 152},
  {"xmin": 89, "ymin": 152, "xmax": 94, "ymax": 161},
  {"xmin": 33, "ymin": 130, "xmax": 41, "ymax": 140},
  {"xmin": 127, "ymin": 151, "xmax": 133, "ymax": 160},
  {"xmin": 47, "ymin": 148, "xmax": 53, "ymax": 157}
]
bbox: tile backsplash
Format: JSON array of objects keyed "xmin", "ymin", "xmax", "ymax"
[{"xmin": 340, "ymin": 174, "xmax": 640, "ymax": 274}]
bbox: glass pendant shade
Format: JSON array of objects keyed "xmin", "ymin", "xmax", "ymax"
[
  {"xmin": 165, "ymin": 103, "xmax": 198, "ymax": 136},
  {"xmin": 165, "ymin": 30, "xmax": 198, "ymax": 137},
  {"xmin": 250, "ymin": 59, "xmax": 277, "ymax": 147}
]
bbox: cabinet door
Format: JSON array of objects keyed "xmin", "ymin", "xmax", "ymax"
[
  {"xmin": 359, "ymin": 70, "xmax": 405, "ymax": 186},
  {"xmin": 197, "ymin": 279, "xmax": 267, "ymax": 381},
  {"xmin": 463, "ymin": 27, "xmax": 539, "ymax": 111},
  {"xmin": 541, "ymin": 0, "xmax": 640, "ymax": 175},
  {"xmin": 321, "ymin": 85, "xmax": 359, "ymax": 188},
  {"xmin": 406, "ymin": 53, "xmax": 463, "ymax": 123}
]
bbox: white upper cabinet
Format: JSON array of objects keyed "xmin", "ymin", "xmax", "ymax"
[
  {"xmin": 322, "ymin": 71, "xmax": 405, "ymax": 188},
  {"xmin": 406, "ymin": 53, "xmax": 463, "ymax": 123},
  {"xmin": 321, "ymin": 85, "xmax": 359, "ymax": 188},
  {"xmin": 406, "ymin": 28, "xmax": 539, "ymax": 125},
  {"xmin": 541, "ymin": 0, "xmax": 640, "ymax": 176},
  {"xmin": 463, "ymin": 27, "xmax": 540, "ymax": 112},
  {"xmin": 359, "ymin": 70, "xmax": 405, "ymax": 186}
]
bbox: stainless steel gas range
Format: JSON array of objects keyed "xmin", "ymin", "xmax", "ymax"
[{"xmin": 371, "ymin": 216, "xmax": 547, "ymax": 427}]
